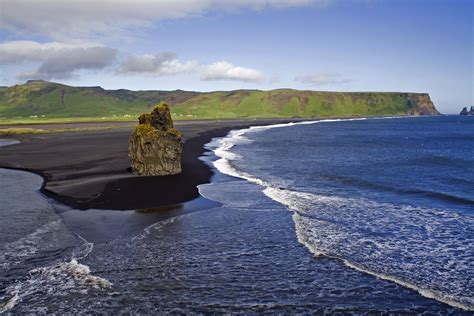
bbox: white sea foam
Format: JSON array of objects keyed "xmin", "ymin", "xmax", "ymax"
[
  {"xmin": 0, "ymin": 220, "xmax": 63, "ymax": 270},
  {"xmin": 207, "ymin": 117, "xmax": 474, "ymax": 311},
  {"xmin": 132, "ymin": 213, "xmax": 187, "ymax": 241},
  {"xmin": 207, "ymin": 118, "xmax": 369, "ymax": 183},
  {"xmin": 132, "ymin": 207, "xmax": 215, "ymax": 242},
  {"xmin": 72, "ymin": 233, "xmax": 94, "ymax": 260},
  {"xmin": 292, "ymin": 205, "xmax": 471, "ymax": 312},
  {"xmin": 271, "ymin": 189, "xmax": 474, "ymax": 311},
  {"xmin": 0, "ymin": 138, "xmax": 20, "ymax": 147},
  {"xmin": 0, "ymin": 166, "xmax": 114, "ymax": 312},
  {"xmin": 3, "ymin": 259, "xmax": 111, "ymax": 310},
  {"xmin": 0, "ymin": 292, "xmax": 19, "ymax": 314},
  {"xmin": 1, "ymin": 256, "xmax": 112, "ymax": 313}
]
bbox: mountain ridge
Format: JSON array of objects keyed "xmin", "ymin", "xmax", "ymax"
[{"xmin": 0, "ymin": 81, "xmax": 440, "ymax": 120}]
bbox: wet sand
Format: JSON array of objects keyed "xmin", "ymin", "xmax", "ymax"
[{"xmin": 0, "ymin": 119, "xmax": 301, "ymax": 210}]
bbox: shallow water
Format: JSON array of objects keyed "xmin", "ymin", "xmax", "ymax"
[
  {"xmin": 0, "ymin": 139, "xmax": 19, "ymax": 147},
  {"xmin": 0, "ymin": 168, "xmax": 102, "ymax": 314},
  {"xmin": 0, "ymin": 117, "xmax": 472, "ymax": 313}
]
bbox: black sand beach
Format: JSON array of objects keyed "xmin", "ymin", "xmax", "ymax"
[{"xmin": 0, "ymin": 119, "xmax": 298, "ymax": 210}]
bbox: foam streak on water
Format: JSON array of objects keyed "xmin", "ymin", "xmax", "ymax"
[
  {"xmin": 0, "ymin": 139, "xmax": 19, "ymax": 147},
  {"xmin": 207, "ymin": 118, "xmax": 474, "ymax": 311},
  {"xmin": 0, "ymin": 167, "xmax": 112, "ymax": 313},
  {"xmin": 1, "ymin": 256, "xmax": 112, "ymax": 313}
]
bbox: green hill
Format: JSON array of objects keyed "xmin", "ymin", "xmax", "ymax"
[{"xmin": 0, "ymin": 80, "xmax": 439, "ymax": 122}]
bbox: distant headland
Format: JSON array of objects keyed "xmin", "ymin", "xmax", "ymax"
[{"xmin": 0, "ymin": 80, "xmax": 440, "ymax": 122}]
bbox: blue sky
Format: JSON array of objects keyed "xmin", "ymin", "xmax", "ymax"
[{"xmin": 0, "ymin": 0, "xmax": 472, "ymax": 113}]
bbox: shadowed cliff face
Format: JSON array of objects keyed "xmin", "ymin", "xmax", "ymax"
[
  {"xmin": 405, "ymin": 93, "xmax": 440, "ymax": 116},
  {"xmin": 128, "ymin": 103, "xmax": 182, "ymax": 176}
]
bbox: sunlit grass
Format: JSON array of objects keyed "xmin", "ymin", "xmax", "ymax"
[{"xmin": 0, "ymin": 125, "xmax": 128, "ymax": 136}]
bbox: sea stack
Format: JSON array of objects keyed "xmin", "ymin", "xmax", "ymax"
[
  {"xmin": 460, "ymin": 106, "xmax": 474, "ymax": 116},
  {"xmin": 129, "ymin": 102, "xmax": 182, "ymax": 176}
]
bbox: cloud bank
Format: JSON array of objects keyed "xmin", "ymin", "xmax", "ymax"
[
  {"xmin": 0, "ymin": 1, "xmax": 340, "ymax": 86},
  {"xmin": 0, "ymin": 41, "xmax": 117, "ymax": 80},
  {"xmin": 118, "ymin": 52, "xmax": 198, "ymax": 76},
  {"xmin": 0, "ymin": 42, "xmax": 263, "ymax": 83},
  {"xmin": 0, "ymin": 0, "xmax": 327, "ymax": 39},
  {"xmin": 118, "ymin": 53, "xmax": 263, "ymax": 82}
]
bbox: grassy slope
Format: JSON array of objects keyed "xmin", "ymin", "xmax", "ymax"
[
  {"xmin": 172, "ymin": 90, "xmax": 412, "ymax": 119},
  {"xmin": 0, "ymin": 81, "xmax": 437, "ymax": 123},
  {"xmin": 0, "ymin": 81, "xmax": 199, "ymax": 120}
]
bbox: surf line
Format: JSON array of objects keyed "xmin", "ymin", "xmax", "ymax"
[{"xmin": 203, "ymin": 117, "xmax": 473, "ymax": 312}]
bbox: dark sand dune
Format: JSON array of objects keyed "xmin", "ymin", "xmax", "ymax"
[{"xmin": 0, "ymin": 119, "xmax": 299, "ymax": 210}]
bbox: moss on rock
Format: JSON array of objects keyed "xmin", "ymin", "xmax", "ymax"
[
  {"xmin": 129, "ymin": 103, "xmax": 182, "ymax": 176},
  {"xmin": 138, "ymin": 113, "xmax": 152, "ymax": 125},
  {"xmin": 151, "ymin": 101, "xmax": 174, "ymax": 131}
]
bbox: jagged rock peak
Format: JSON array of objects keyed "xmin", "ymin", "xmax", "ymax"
[
  {"xmin": 460, "ymin": 106, "xmax": 474, "ymax": 116},
  {"xmin": 151, "ymin": 102, "xmax": 174, "ymax": 131},
  {"xmin": 129, "ymin": 102, "xmax": 182, "ymax": 176}
]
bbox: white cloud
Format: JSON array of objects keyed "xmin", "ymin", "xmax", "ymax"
[
  {"xmin": 202, "ymin": 61, "xmax": 264, "ymax": 82},
  {"xmin": 0, "ymin": 42, "xmax": 262, "ymax": 83},
  {"xmin": 295, "ymin": 73, "xmax": 351, "ymax": 86},
  {"xmin": 0, "ymin": 0, "xmax": 328, "ymax": 39},
  {"xmin": 0, "ymin": 41, "xmax": 117, "ymax": 80},
  {"xmin": 118, "ymin": 52, "xmax": 198, "ymax": 75},
  {"xmin": 118, "ymin": 53, "xmax": 264, "ymax": 82}
]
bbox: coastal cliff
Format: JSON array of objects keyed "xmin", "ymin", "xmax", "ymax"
[
  {"xmin": 404, "ymin": 93, "xmax": 439, "ymax": 116},
  {"xmin": 0, "ymin": 81, "xmax": 440, "ymax": 120}
]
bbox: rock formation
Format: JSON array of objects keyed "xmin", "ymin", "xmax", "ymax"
[
  {"xmin": 129, "ymin": 102, "xmax": 182, "ymax": 176},
  {"xmin": 460, "ymin": 106, "xmax": 474, "ymax": 116},
  {"xmin": 404, "ymin": 93, "xmax": 439, "ymax": 116}
]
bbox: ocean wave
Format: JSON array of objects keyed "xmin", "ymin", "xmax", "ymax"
[
  {"xmin": 0, "ymin": 167, "xmax": 111, "ymax": 313},
  {"xmin": 0, "ymin": 220, "xmax": 63, "ymax": 270},
  {"xmin": 320, "ymin": 174, "xmax": 474, "ymax": 206},
  {"xmin": 132, "ymin": 212, "xmax": 195, "ymax": 242},
  {"xmin": 0, "ymin": 259, "xmax": 112, "ymax": 313},
  {"xmin": 207, "ymin": 119, "xmax": 366, "ymax": 184},
  {"xmin": 282, "ymin": 189, "xmax": 474, "ymax": 311},
  {"xmin": 0, "ymin": 166, "xmax": 114, "ymax": 313},
  {"xmin": 207, "ymin": 118, "xmax": 474, "ymax": 311},
  {"xmin": 0, "ymin": 237, "xmax": 111, "ymax": 314}
]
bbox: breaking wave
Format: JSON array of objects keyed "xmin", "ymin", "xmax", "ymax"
[
  {"xmin": 206, "ymin": 118, "xmax": 474, "ymax": 311},
  {"xmin": 0, "ymin": 166, "xmax": 112, "ymax": 314},
  {"xmin": 0, "ymin": 235, "xmax": 111, "ymax": 314}
]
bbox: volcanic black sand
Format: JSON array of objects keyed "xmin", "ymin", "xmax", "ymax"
[{"xmin": 0, "ymin": 119, "xmax": 300, "ymax": 211}]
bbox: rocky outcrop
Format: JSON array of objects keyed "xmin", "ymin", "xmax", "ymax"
[
  {"xmin": 404, "ymin": 93, "xmax": 440, "ymax": 116},
  {"xmin": 460, "ymin": 106, "xmax": 474, "ymax": 115},
  {"xmin": 129, "ymin": 103, "xmax": 182, "ymax": 176}
]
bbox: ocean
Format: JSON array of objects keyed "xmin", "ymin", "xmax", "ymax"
[{"xmin": 0, "ymin": 116, "xmax": 472, "ymax": 313}]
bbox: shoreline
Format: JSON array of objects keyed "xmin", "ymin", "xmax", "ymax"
[
  {"xmin": 0, "ymin": 116, "xmax": 470, "ymax": 312},
  {"xmin": 0, "ymin": 119, "xmax": 304, "ymax": 211},
  {"xmin": 205, "ymin": 116, "xmax": 473, "ymax": 312}
]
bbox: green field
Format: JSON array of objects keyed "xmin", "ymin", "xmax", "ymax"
[{"xmin": 0, "ymin": 80, "xmax": 439, "ymax": 124}]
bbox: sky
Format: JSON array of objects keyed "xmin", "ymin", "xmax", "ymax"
[{"xmin": 0, "ymin": 0, "xmax": 472, "ymax": 113}]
